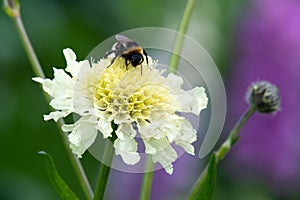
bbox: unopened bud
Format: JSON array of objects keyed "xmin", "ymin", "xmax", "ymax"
[
  {"xmin": 4, "ymin": 0, "xmax": 20, "ymax": 18},
  {"xmin": 247, "ymin": 81, "xmax": 280, "ymax": 113}
]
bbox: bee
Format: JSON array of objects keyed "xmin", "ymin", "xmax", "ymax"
[{"xmin": 104, "ymin": 34, "xmax": 148, "ymax": 74}]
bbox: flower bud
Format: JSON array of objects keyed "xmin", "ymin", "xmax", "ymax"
[
  {"xmin": 247, "ymin": 81, "xmax": 280, "ymax": 113},
  {"xmin": 3, "ymin": 0, "xmax": 20, "ymax": 18}
]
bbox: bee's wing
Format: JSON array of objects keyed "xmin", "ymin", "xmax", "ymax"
[
  {"xmin": 115, "ymin": 34, "xmax": 133, "ymax": 42},
  {"xmin": 115, "ymin": 34, "xmax": 140, "ymax": 49}
]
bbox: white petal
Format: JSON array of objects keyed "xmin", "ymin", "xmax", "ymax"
[
  {"xmin": 145, "ymin": 138, "xmax": 177, "ymax": 175},
  {"xmin": 32, "ymin": 77, "xmax": 44, "ymax": 83},
  {"xmin": 115, "ymin": 123, "xmax": 136, "ymax": 140},
  {"xmin": 43, "ymin": 110, "xmax": 70, "ymax": 122},
  {"xmin": 96, "ymin": 119, "xmax": 113, "ymax": 138},
  {"xmin": 139, "ymin": 120, "xmax": 162, "ymax": 139},
  {"xmin": 32, "ymin": 77, "xmax": 54, "ymax": 96},
  {"xmin": 192, "ymin": 87, "xmax": 209, "ymax": 114},
  {"xmin": 164, "ymin": 165, "xmax": 174, "ymax": 175},
  {"xmin": 164, "ymin": 73, "xmax": 184, "ymax": 90},
  {"xmin": 61, "ymin": 124, "xmax": 75, "ymax": 132},
  {"xmin": 178, "ymin": 87, "xmax": 208, "ymax": 115},
  {"xmin": 51, "ymin": 68, "xmax": 74, "ymax": 98},
  {"xmin": 160, "ymin": 118, "xmax": 180, "ymax": 143},
  {"xmin": 114, "ymin": 134, "xmax": 140, "ymax": 165},
  {"xmin": 174, "ymin": 118, "xmax": 197, "ymax": 155},
  {"xmin": 33, "ymin": 68, "xmax": 75, "ymax": 122},
  {"xmin": 163, "ymin": 73, "xmax": 208, "ymax": 115},
  {"xmin": 33, "ymin": 68, "xmax": 74, "ymax": 101},
  {"xmin": 63, "ymin": 116, "xmax": 98, "ymax": 158},
  {"xmin": 49, "ymin": 98, "xmax": 73, "ymax": 110},
  {"xmin": 63, "ymin": 48, "xmax": 77, "ymax": 62},
  {"xmin": 73, "ymin": 61, "xmax": 106, "ymax": 116},
  {"xmin": 63, "ymin": 48, "xmax": 81, "ymax": 77}
]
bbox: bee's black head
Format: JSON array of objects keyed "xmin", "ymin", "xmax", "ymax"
[
  {"xmin": 129, "ymin": 53, "xmax": 143, "ymax": 66},
  {"xmin": 122, "ymin": 52, "xmax": 144, "ymax": 67}
]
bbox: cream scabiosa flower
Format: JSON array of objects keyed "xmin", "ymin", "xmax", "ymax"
[{"xmin": 33, "ymin": 48, "xmax": 208, "ymax": 174}]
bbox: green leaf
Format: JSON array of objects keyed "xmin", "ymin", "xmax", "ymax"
[
  {"xmin": 39, "ymin": 151, "xmax": 80, "ymax": 200},
  {"xmin": 188, "ymin": 153, "xmax": 217, "ymax": 200}
]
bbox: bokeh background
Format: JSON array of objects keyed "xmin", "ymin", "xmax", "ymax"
[{"xmin": 1, "ymin": 0, "xmax": 300, "ymax": 199}]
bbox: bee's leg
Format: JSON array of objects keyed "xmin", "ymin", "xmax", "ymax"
[
  {"xmin": 143, "ymin": 50, "xmax": 151, "ymax": 71},
  {"xmin": 143, "ymin": 50, "xmax": 149, "ymax": 64},
  {"xmin": 107, "ymin": 56, "xmax": 116, "ymax": 68},
  {"xmin": 104, "ymin": 50, "xmax": 116, "ymax": 58},
  {"xmin": 140, "ymin": 57, "xmax": 144, "ymax": 75},
  {"xmin": 125, "ymin": 59, "xmax": 129, "ymax": 70}
]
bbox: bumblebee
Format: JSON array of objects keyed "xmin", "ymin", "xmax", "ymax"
[{"xmin": 104, "ymin": 34, "xmax": 148, "ymax": 74}]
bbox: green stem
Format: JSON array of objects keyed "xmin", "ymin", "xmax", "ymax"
[
  {"xmin": 168, "ymin": 0, "xmax": 197, "ymax": 73},
  {"xmin": 140, "ymin": 0, "xmax": 196, "ymax": 197},
  {"xmin": 139, "ymin": 1, "xmax": 197, "ymax": 198},
  {"xmin": 215, "ymin": 106, "xmax": 256, "ymax": 162},
  {"xmin": 141, "ymin": 0, "xmax": 198, "ymax": 199},
  {"xmin": 14, "ymin": 15, "xmax": 45, "ymax": 78},
  {"xmin": 57, "ymin": 119, "xmax": 93, "ymax": 200},
  {"xmin": 139, "ymin": 156, "xmax": 155, "ymax": 200},
  {"xmin": 6, "ymin": 5, "xmax": 93, "ymax": 200},
  {"xmin": 93, "ymin": 133, "xmax": 117, "ymax": 200}
]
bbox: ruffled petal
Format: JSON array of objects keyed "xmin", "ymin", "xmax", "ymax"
[
  {"xmin": 95, "ymin": 111, "xmax": 113, "ymax": 138},
  {"xmin": 33, "ymin": 68, "xmax": 74, "ymax": 121},
  {"xmin": 43, "ymin": 111, "xmax": 70, "ymax": 122},
  {"xmin": 174, "ymin": 118, "xmax": 197, "ymax": 155},
  {"xmin": 73, "ymin": 61, "xmax": 105, "ymax": 116},
  {"xmin": 164, "ymin": 73, "xmax": 184, "ymax": 90},
  {"xmin": 177, "ymin": 87, "xmax": 208, "ymax": 115},
  {"xmin": 51, "ymin": 68, "xmax": 74, "ymax": 98},
  {"xmin": 63, "ymin": 48, "xmax": 81, "ymax": 77},
  {"xmin": 139, "ymin": 119, "xmax": 163, "ymax": 139},
  {"xmin": 62, "ymin": 115, "xmax": 98, "ymax": 158},
  {"xmin": 144, "ymin": 138, "xmax": 177, "ymax": 175},
  {"xmin": 143, "ymin": 140, "xmax": 157, "ymax": 154},
  {"xmin": 49, "ymin": 98, "xmax": 73, "ymax": 110},
  {"xmin": 32, "ymin": 77, "xmax": 54, "ymax": 96},
  {"xmin": 163, "ymin": 73, "xmax": 208, "ymax": 115},
  {"xmin": 114, "ymin": 134, "xmax": 140, "ymax": 165},
  {"xmin": 115, "ymin": 123, "xmax": 136, "ymax": 140}
]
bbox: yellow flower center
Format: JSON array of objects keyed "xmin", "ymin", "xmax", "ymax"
[{"xmin": 93, "ymin": 58, "xmax": 179, "ymax": 125}]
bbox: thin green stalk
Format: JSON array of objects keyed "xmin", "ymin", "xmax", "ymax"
[
  {"xmin": 139, "ymin": 156, "xmax": 155, "ymax": 200},
  {"xmin": 57, "ymin": 118, "xmax": 93, "ymax": 200},
  {"xmin": 215, "ymin": 106, "xmax": 256, "ymax": 162},
  {"xmin": 169, "ymin": 0, "xmax": 197, "ymax": 73},
  {"xmin": 14, "ymin": 14, "xmax": 45, "ymax": 78},
  {"xmin": 4, "ymin": 2, "xmax": 93, "ymax": 199},
  {"xmin": 93, "ymin": 133, "xmax": 117, "ymax": 200},
  {"xmin": 138, "ymin": 0, "xmax": 196, "ymax": 195},
  {"xmin": 139, "ymin": 0, "xmax": 197, "ymax": 199}
]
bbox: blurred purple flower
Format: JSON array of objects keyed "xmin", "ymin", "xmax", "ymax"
[{"xmin": 227, "ymin": 0, "xmax": 300, "ymax": 193}]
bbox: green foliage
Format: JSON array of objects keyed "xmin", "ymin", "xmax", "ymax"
[
  {"xmin": 39, "ymin": 151, "xmax": 80, "ymax": 200},
  {"xmin": 188, "ymin": 153, "xmax": 217, "ymax": 200}
]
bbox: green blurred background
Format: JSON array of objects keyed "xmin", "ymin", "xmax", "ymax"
[{"xmin": 1, "ymin": 0, "xmax": 299, "ymax": 200}]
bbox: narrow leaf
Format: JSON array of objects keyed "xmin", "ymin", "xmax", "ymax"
[
  {"xmin": 39, "ymin": 151, "xmax": 80, "ymax": 200},
  {"xmin": 188, "ymin": 153, "xmax": 217, "ymax": 200}
]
